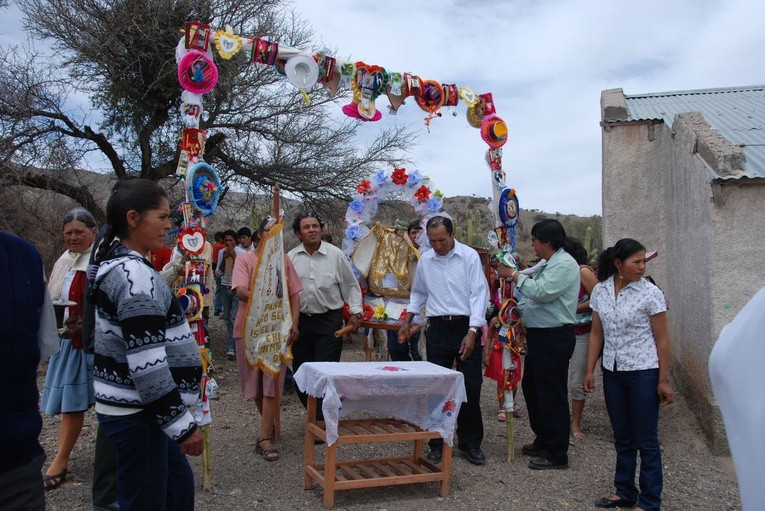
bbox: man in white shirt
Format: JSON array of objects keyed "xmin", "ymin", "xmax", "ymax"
[
  {"xmin": 400, "ymin": 216, "xmax": 489, "ymax": 465},
  {"xmin": 237, "ymin": 227, "xmax": 255, "ymax": 252},
  {"xmin": 288, "ymin": 212, "xmax": 362, "ymax": 416},
  {"xmin": 214, "ymin": 230, "xmax": 242, "ymax": 359}
]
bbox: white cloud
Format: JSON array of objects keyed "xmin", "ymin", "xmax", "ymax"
[
  {"xmin": 298, "ymin": 0, "xmax": 765, "ymax": 215},
  {"xmin": 4, "ymin": 0, "xmax": 764, "ymax": 215}
]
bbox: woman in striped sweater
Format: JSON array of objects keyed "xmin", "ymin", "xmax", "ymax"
[{"xmin": 92, "ymin": 178, "xmax": 203, "ymax": 511}]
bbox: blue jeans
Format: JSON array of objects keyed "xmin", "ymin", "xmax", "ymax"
[
  {"xmin": 98, "ymin": 411, "xmax": 195, "ymax": 511},
  {"xmin": 386, "ymin": 330, "xmax": 421, "ymax": 361},
  {"xmin": 213, "ymin": 275, "xmax": 222, "ymax": 313},
  {"xmin": 603, "ymin": 368, "xmax": 662, "ymax": 511},
  {"xmin": 220, "ymin": 287, "xmax": 239, "ymax": 353}
]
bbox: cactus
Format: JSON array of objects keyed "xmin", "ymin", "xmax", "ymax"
[
  {"xmin": 466, "ymin": 214, "xmax": 475, "ymax": 245},
  {"xmin": 454, "ymin": 225, "xmax": 465, "ymax": 243},
  {"xmin": 249, "ymin": 201, "xmax": 272, "ymax": 230},
  {"xmin": 584, "ymin": 226, "xmax": 598, "ymax": 264},
  {"xmin": 469, "ymin": 209, "xmax": 481, "ymax": 246}
]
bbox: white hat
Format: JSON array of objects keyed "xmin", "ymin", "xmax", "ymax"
[{"xmin": 284, "ymin": 54, "xmax": 319, "ymax": 90}]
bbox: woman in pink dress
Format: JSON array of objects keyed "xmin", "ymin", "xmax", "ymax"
[{"xmin": 231, "ymin": 219, "xmax": 301, "ymax": 461}]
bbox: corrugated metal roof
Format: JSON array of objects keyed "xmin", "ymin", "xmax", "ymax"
[{"xmin": 625, "ymin": 86, "xmax": 765, "ymax": 179}]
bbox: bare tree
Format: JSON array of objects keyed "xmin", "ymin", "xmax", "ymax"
[{"xmin": 0, "ymin": 0, "xmax": 415, "ymax": 219}]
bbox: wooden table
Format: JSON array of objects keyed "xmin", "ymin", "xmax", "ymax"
[{"xmin": 295, "ymin": 362, "xmax": 466, "ymax": 509}]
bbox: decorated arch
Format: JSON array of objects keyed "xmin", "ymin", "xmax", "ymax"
[{"xmin": 341, "ymin": 167, "xmax": 443, "ymax": 256}]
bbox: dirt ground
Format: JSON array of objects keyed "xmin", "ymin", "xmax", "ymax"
[{"xmin": 40, "ymin": 316, "xmax": 741, "ymax": 510}]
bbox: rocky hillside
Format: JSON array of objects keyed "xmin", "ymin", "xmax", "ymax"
[{"xmin": 2, "ymin": 169, "xmax": 601, "ymax": 269}]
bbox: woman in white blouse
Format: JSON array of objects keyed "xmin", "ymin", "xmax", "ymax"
[{"xmin": 583, "ymin": 238, "xmax": 673, "ymax": 511}]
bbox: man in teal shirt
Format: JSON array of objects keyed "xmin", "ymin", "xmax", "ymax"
[{"xmin": 496, "ymin": 219, "xmax": 579, "ymax": 470}]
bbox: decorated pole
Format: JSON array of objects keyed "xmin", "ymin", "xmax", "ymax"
[
  {"xmin": 502, "ymin": 346, "xmax": 515, "ymax": 463},
  {"xmin": 272, "ymin": 183, "xmax": 282, "ymax": 440},
  {"xmin": 475, "ymin": 93, "xmax": 522, "ymax": 463}
]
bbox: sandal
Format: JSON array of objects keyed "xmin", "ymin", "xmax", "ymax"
[
  {"xmin": 497, "ymin": 410, "xmax": 507, "ymax": 422},
  {"xmin": 43, "ymin": 469, "xmax": 68, "ymax": 491},
  {"xmin": 256, "ymin": 437, "xmax": 279, "ymax": 461}
]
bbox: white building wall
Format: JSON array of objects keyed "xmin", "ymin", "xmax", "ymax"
[
  {"xmin": 601, "ymin": 122, "xmax": 668, "ymax": 289},
  {"xmin": 601, "ymin": 100, "xmax": 765, "ymax": 453}
]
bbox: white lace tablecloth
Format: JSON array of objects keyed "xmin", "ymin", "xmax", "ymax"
[{"xmin": 294, "ymin": 361, "xmax": 467, "ymax": 446}]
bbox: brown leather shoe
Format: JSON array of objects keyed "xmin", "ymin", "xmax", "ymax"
[
  {"xmin": 521, "ymin": 443, "xmax": 543, "ymax": 456},
  {"xmin": 593, "ymin": 496, "xmax": 637, "ymax": 508},
  {"xmin": 528, "ymin": 456, "xmax": 568, "ymax": 470}
]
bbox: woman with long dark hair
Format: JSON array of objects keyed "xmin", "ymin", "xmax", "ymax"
[
  {"xmin": 584, "ymin": 238, "xmax": 674, "ymax": 511},
  {"xmin": 91, "ymin": 178, "xmax": 203, "ymax": 510},
  {"xmin": 565, "ymin": 237, "xmax": 598, "ymax": 443}
]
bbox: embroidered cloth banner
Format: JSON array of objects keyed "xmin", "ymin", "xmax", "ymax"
[{"xmin": 243, "ymin": 222, "xmax": 292, "ymax": 376}]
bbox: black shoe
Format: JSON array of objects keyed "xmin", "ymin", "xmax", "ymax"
[
  {"xmin": 461, "ymin": 447, "xmax": 486, "ymax": 465},
  {"xmin": 593, "ymin": 496, "xmax": 637, "ymax": 508},
  {"xmin": 425, "ymin": 449, "xmax": 442, "ymax": 463},
  {"xmin": 528, "ymin": 456, "xmax": 568, "ymax": 470},
  {"xmin": 521, "ymin": 442, "xmax": 543, "ymax": 457}
]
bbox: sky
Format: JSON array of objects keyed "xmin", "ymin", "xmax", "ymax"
[
  {"xmin": 295, "ymin": 0, "xmax": 765, "ymax": 215},
  {"xmin": 3, "ymin": 0, "xmax": 764, "ymax": 215}
]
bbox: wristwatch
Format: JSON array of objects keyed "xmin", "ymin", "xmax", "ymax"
[{"xmin": 468, "ymin": 326, "xmax": 479, "ymax": 334}]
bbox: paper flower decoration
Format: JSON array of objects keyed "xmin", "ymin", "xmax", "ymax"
[
  {"xmin": 344, "ymin": 224, "xmax": 361, "ymax": 239},
  {"xmin": 349, "ymin": 199, "xmax": 366, "ymax": 213},
  {"xmin": 426, "ymin": 197, "xmax": 443, "ymax": 213},
  {"xmin": 391, "ymin": 167, "xmax": 408, "ymax": 185},
  {"xmin": 372, "ymin": 304, "xmax": 387, "ymax": 320},
  {"xmin": 407, "ymin": 170, "xmax": 422, "ymax": 187},
  {"xmin": 414, "ymin": 185, "xmax": 432, "ymax": 202},
  {"xmin": 372, "ymin": 170, "xmax": 388, "ymax": 187},
  {"xmin": 356, "ymin": 180, "xmax": 371, "ymax": 194}
]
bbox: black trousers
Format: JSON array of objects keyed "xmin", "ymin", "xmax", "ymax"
[
  {"xmin": 0, "ymin": 453, "xmax": 44, "ymax": 511},
  {"xmin": 93, "ymin": 422, "xmax": 118, "ymax": 508},
  {"xmin": 425, "ymin": 317, "xmax": 484, "ymax": 451},
  {"xmin": 522, "ymin": 325, "xmax": 576, "ymax": 464},
  {"xmin": 292, "ymin": 309, "xmax": 344, "ymax": 419}
]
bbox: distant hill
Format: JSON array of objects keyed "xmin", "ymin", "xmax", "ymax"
[{"xmin": 1, "ymin": 168, "xmax": 602, "ymax": 270}]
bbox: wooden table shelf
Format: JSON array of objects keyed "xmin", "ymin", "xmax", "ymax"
[{"xmin": 304, "ymin": 398, "xmax": 453, "ymax": 508}]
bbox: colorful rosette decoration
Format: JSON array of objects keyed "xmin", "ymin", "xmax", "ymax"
[
  {"xmin": 415, "ymin": 79, "xmax": 445, "ymax": 131},
  {"xmin": 342, "ymin": 62, "xmax": 388, "ymax": 122},
  {"xmin": 187, "ymin": 162, "xmax": 222, "ymax": 216}
]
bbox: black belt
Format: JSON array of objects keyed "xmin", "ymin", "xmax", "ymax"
[
  {"xmin": 300, "ymin": 308, "xmax": 342, "ymax": 318},
  {"xmin": 526, "ymin": 324, "xmax": 573, "ymax": 332},
  {"xmin": 429, "ymin": 315, "xmax": 469, "ymax": 322}
]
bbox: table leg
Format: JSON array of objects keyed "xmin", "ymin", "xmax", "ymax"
[
  {"xmin": 440, "ymin": 443, "xmax": 452, "ymax": 496},
  {"xmin": 304, "ymin": 396, "xmax": 316, "ymax": 490},
  {"xmin": 324, "ymin": 442, "xmax": 337, "ymax": 508},
  {"xmin": 413, "ymin": 439, "xmax": 424, "ymax": 460}
]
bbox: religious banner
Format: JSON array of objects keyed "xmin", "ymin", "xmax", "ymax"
[{"xmin": 242, "ymin": 221, "xmax": 293, "ymax": 376}]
